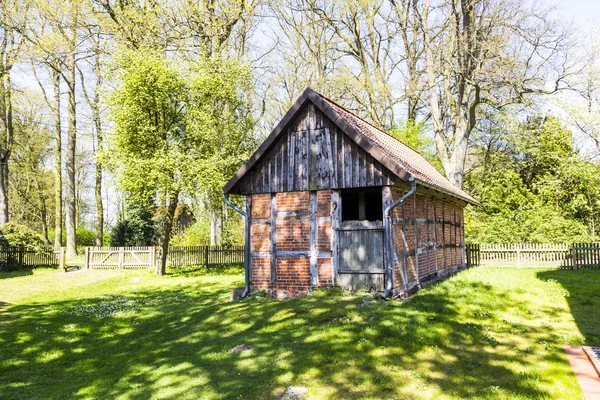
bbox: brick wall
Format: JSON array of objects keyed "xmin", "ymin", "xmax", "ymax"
[
  {"xmin": 249, "ymin": 190, "xmax": 333, "ymax": 298},
  {"xmin": 390, "ymin": 187, "xmax": 465, "ymax": 290},
  {"xmin": 248, "ymin": 185, "xmax": 465, "ymax": 298}
]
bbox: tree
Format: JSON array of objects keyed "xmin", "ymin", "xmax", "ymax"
[
  {"xmin": 9, "ymin": 92, "xmax": 54, "ymax": 244},
  {"xmin": 24, "ymin": 0, "xmax": 68, "ymax": 250},
  {"xmin": 464, "ymin": 112, "xmax": 600, "ymax": 243},
  {"xmin": 79, "ymin": 27, "xmax": 106, "ymax": 247},
  {"xmin": 0, "ymin": 0, "xmax": 27, "ymax": 225},
  {"xmin": 107, "ymin": 49, "xmax": 255, "ymax": 274},
  {"xmin": 110, "ymin": 200, "xmax": 156, "ymax": 246},
  {"xmin": 420, "ymin": 0, "xmax": 572, "ymax": 188}
]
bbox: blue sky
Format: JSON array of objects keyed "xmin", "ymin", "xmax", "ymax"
[{"xmin": 556, "ymin": 0, "xmax": 600, "ymax": 29}]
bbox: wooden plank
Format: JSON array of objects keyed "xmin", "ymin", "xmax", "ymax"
[
  {"xmin": 302, "ymin": 130, "xmax": 309, "ymax": 190},
  {"xmin": 270, "ymin": 193, "xmax": 277, "ymax": 283},
  {"xmin": 309, "ymin": 129, "xmax": 317, "ymax": 190},
  {"xmin": 288, "ymin": 129, "xmax": 295, "ymax": 191},
  {"xmin": 366, "ymin": 154, "xmax": 375, "ymax": 186},
  {"xmin": 329, "ymin": 128, "xmax": 337, "ymax": 189},
  {"xmin": 281, "ymin": 134, "xmax": 288, "ymax": 191},
  {"xmin": 414, "ymin": 194, "xmax": 419, "ymax": 280},
  {"xmin": 352, "ymin": 141, "xmax": 359, "ymax": 187},
  {"xmin": 433, "ymin": 198, "xmax": 438, "ymax": 272},
  {"xmin": 344, "ymin": 134, "xmax": 352, "ymax": 187},
  {"xmin": 337, "ymin": 127, "xmax": 344, "ymax": 188},
  {"xmin": 309, "ymin": 191, "xmax": 318, "ymax": 287},
  {"xmin": 322, "ymin": 128, "xmax": 333, "ymax": 189},
  {"xmin": 382, "ymin": 186, "xmax": 393, "ymax": 280},
  {"xmin": 246, "ymin": 195, "xmax": 252, "ymax": 281},
  {"xmin": 331, "ymin": 190, "xmax": 341, "ymax": 285},
  {"xmin": 359, "ymin": 146, "xmax": 366, "ymax": 187}
]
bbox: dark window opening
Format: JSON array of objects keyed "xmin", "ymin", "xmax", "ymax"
[{"xmin": 341, "ymin": 188, "xmax": 383, "ymax": 222}]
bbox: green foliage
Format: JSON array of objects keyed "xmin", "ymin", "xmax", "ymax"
[
  {"xmin": 465, "ymin": 114, "xmax": 599, "ymax": 243},
  {"xmin": 390, "ymin": 122, "xmax": 444, "ymax": 173},
  {"xmin": 105, "ymin": 49, "xmax": 256, "ymax": 208},
  {"xmin": 0, "ymin": 222, "xmax": 45, "ymax": 251},
  {"xmin": 75, "ymin": 228, "xmax": 97, "ymax": 247},
  {"xmin": 170, "ymin": 210, "xmax": 244, "ymax": 247},
  {"xmin": 170, "ymin": 219, "xmax": 210, "ymax": 246},
  {"xmin": 110, "ymin": 201, "xmax": 156, "ymax": 247}
]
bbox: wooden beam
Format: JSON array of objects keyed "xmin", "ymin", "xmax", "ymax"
[
  {"xmin": 309, "ymin": 191, "xmax": 318, "ymax": 287},
  {"xmin": 331, "ymin": 190, "xmax": 341, "ymax": 285},
  {"xmin": 270, "ymin": 193, "xmax": 277, "ymax": 283}
]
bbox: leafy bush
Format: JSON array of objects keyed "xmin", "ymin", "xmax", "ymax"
[
  {"xmin": 0, "ymin": 223, "xmax": 45, "ymax": 252},
  {"xmin": 170, "ymin": 219, "xmax": 209, "ymax": 246},
  {"xmin": 76, "ymin": 228, "xmax": 97, "ymax": 247}
]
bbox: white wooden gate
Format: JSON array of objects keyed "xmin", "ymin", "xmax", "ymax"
[{"xmin": 85, "ymin": 247, "xmax": 156, "ymax": 269}]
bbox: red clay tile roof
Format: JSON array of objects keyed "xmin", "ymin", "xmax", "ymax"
[
  {"xmin": 320, "ymin": 94, "xmax": 477, "ymax": 204},
  {"xmin": 223, "ymin": 87, "xmax": 477, "ymax": 204}
]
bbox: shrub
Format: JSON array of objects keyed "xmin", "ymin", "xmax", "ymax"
[
  {"xmin": 0, "ymin": 223, "xmax": 45, "ymax": 252},
  {"xmin": 111, "ymin": 202, "xmax": 156, "ymax": 246},
  {"xmin": 76, "ymin": 227, "xmax": 97, "ymax": 247}
]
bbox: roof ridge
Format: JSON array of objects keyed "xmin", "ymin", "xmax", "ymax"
[{"xmin": 310, "ymin": 88, "xmax": 426, "ymax": 157}]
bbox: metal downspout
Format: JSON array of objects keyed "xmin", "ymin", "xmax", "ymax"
[
  {"xmin": 382, "ymin": 177, "xmax": 417, "ymax": 299},
  {"xmin": 224, "ymin": 192, "xmax": 251, "ymax": 299}
]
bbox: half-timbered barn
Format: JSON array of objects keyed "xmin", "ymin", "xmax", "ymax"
[{"xmin": 223, "ymin": 88, "xmax": 478, "ymax": 298}]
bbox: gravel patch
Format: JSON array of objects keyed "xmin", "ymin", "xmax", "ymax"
[
  {"xmin": 229, "ymin": 344, "xmax": 253, "ymax": 353},
  {"xmin": 280, "ymin": 386, "xmax": 307, "ymax": 399}
]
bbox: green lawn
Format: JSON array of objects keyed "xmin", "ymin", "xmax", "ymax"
[{"xmin": 1, "ymin": 266, "xmax": 598, "ymax": 399}]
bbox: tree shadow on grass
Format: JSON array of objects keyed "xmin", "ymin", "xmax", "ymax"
[
  {"xmin": 0, "ymin": 268, "xmax": 34, "ymax": 279},
  {"xmin": 0, "ymin": 272, "xmax": 563, "ymax": 399},
  {"xmin": 537, "ymin": 269, "xmax": 600, "ymax": 346}
]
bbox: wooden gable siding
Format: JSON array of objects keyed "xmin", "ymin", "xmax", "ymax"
[{"xmin": 233, "ymin": 103, "xmax": 396, "ymax": 194}]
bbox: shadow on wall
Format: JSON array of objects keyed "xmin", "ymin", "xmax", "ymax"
[
  {"xmin": 536, "ymin": 269, "xmax": 600, "ymax": 346},
  {"xmin": 0, "ymin": 268, "xmax": 581, "ymax": 399}
]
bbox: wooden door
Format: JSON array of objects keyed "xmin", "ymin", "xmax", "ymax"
[{"xmin": 336, "ymin": 223, "xmax": 385, "ymax": 291}]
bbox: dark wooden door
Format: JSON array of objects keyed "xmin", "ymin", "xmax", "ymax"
[{"xmin": 336, "ymin": 224, "xmax": 385, "ymax": 291}]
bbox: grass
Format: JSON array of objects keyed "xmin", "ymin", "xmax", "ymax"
[{"xmin": 1, "ymin": 266, "xmax": 598, "ymax": 399}]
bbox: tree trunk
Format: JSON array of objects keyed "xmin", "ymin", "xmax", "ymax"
[
  {"xmin": 210, "ymin": 209, "xmax": 222, "ymax": 246},
  {"xmin": 95, "ymin": 158, "xmax": 103, "ymax": 246},
  {"xmin": 65, "ymin": 49, "xmax": 77, "ymax": 258},
  {"xmin": 156, "ymin": 191, "xmax": 179, "ymax": 276},
  {"xmin": 0, "ymin": 151, "xmax": 9, "ymax": 224},
  {"xmin": 0, "ymin": 70, "xmax": 13, "ymax": 225},
  {"xmin": 52, "ymin": 68, "xmax": 63, "ymax": 250},
  {"xmin": 39, "ymin": 191, "xmax": 51, "ymax": 245},
  {"xmin": 93, "ymin": 49, "xmax": 103, "ymax": 247}
]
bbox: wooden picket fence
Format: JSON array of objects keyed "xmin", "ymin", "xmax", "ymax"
[
  {"xmin": 466, "ymin": 243, "xmax": 600, "ymax": 269},
  {"xmin": 85, "ymin": 247, "xmax": 156, "ymax": 269},
  {"xmin": 568, "ymin": 243, "xmax": 600, "ymax": 269},
  {"xmin": 168, "ymin": 246, "xmax": 245, "ymax": 267},
  {"xmin": 465, "ymin": 244, "xmax": 480, "ymax": 267},
  {"xmin": 0, "ymin": 246, "xmax": 62, "ymax": 270},
  {"xmin": 83, "ymin": 245, "xmax": 245, "ymax": 269}
]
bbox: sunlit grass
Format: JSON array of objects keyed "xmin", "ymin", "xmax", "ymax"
[{"xmin": 0, "ymin": 266, "xmax": 596, "ymax": 399}]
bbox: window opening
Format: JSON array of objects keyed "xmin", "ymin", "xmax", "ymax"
[{"xmin": 341, "ymin": 188, "xmax": 383, "ymax": 222}]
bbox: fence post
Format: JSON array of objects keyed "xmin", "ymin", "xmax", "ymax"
[
  {"xmin": 204, "ymin": 246, "xmax": 209, "ymax": 267},
  {"xmin": 151, "ymin": 246, "xmax": 156, "ymax": 269},
  {"xmin": 517, "ymin": 245, "xmax": 521, "ymax": 267},
  {"xmin": 118, "ymin": 247, "xmax": 125, "ymax": 269},
  {"xmin": 59, "ymin": 247, "xmax": 66, "ymax": 271},
  {"xmin": 84, "ymin": 247, "xmax": 89, "ymax": 269},
  {"xmin": 18, "ymin": 246, "xmax": 24, "ymax": 267}
]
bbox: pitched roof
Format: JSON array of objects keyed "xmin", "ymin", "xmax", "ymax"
[{"xmin": 223, "ymin": 87, "xmax": 477, "ymax": 205}]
